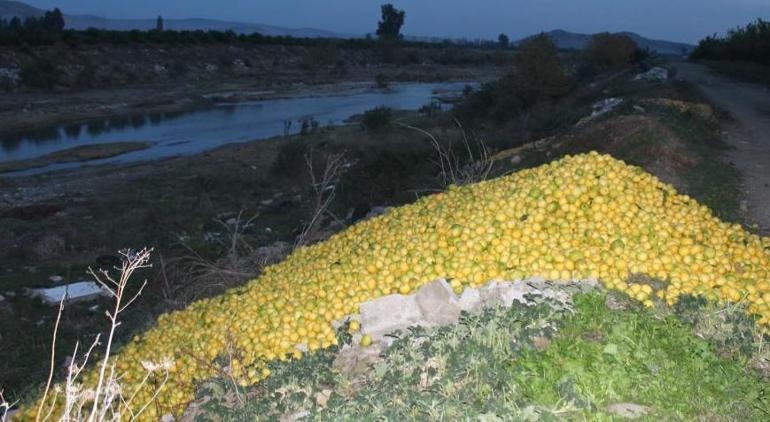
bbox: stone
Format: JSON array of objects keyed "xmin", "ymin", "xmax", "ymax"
[
  {"xmin": 634, "ymin": 67, "xmax": 668, "ymax": 81},
  {"xmin": 359, "ymin": 293, "xmax": 423, "ymax": 340},
  {"xmin": 605, "ymin": 403, "xmax": 652, "ymax": 419},
  {"xmin": 364, "ymin": 206, "xmax": 390, "ymax": 220},
  {"xmin": 314, "ymin": 389, "xmax": 332, "ymax": 408},
  {"xmin": 332, "ymin": 345, "xmax": 383, "ymax": 378},
  {"xmin": 415, "ymin": 279, "xmax": 462, "ymax": 326},
  {"xmin": 458, "ymin": 287, "xmax": 482, "ymax": 312},
  {"xmin": 495, "ymin": 282, "xmax": 537, "ymax": 307},
  {"xmin": 49, "ymin": 275, "xmax": 64, "ymax": 283}
]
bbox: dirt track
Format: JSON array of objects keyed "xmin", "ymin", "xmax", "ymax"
[{"xmin": 676, "ymin": 62, "xmax": 770, "ymax": 233}]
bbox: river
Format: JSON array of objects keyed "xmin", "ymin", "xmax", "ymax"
[{"xmin": 0, "ymin": 81, "xmax": 472, "ymax": 175}]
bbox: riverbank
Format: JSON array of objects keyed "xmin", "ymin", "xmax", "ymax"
[
  {"xmin": 1, "ymin": 81, "xmax": 475, "ymax": 175},
  {"xmin": 0, "ymin": 43, "xmax": 505, "ymax": 135},
  {"xmin": 0, "ymin": 141, "xmax": 150, "ymax": 173}
]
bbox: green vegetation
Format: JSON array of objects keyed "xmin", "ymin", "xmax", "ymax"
[
  {"xmin": 197, "ymin": 292, "xmax": 770, "ymax": 420},
  {"xmin": 376, "ymin": 4, "xmax": 406, "ymax": 41},
  {"xmin": 691, "ymin": 19, "xmax": 770, "ymax": 65},
  {"xmin": 0, "ymin": 8, "xmax": 64, "ymax": 45},
  {"xmin": 361, "ymin": 106, "xmax": 393, "ymax": 131},
  {"xmin": 586, "ymin": 32, "xmax": 645, "ymax": 72},
  {"xmin": 456, "ymin": 34, "xmax": 571, "ymax": 123}
]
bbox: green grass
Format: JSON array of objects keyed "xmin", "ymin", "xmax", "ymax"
[
  {"xmin": 654, "ymin": 104, "xmax": 743, "ymax": 222},
  {"xmin": 196, "ymin": 292, "xmax": 770, "ymax": 421}
]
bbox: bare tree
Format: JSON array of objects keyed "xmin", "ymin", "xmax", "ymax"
[{"xmin": 296, "ymin": 150, "xmax": 346, "ymax": 247}]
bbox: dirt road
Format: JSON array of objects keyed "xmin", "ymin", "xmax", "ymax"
[{"xmin": 676, "ymin": 62, "xmax": 770, "ymax": 233}]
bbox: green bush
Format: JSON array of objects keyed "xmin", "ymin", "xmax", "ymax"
[
  {"xmin": 270, "ymin": 139, "xmax": 308, "ymax": 178},
  {"xmin": 361, "ymin": 106, "xmax": 392, "ymax": 131},
  {"xmin": 455, "ymin": 34, "xmax": 571, "ymax": 123},
  {"xmin": 587, "ymin": 33, "xmax": 638, "ymax": 71},
  {"xmin": 691, "ymin": 19, "xmax": 770, "ymax": 65}
]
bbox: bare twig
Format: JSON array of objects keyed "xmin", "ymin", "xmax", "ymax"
[
  {"xmin": 36, "ymin": 295, "xmax": 65, "ymax": 422},
  {"xmin": 1, "ymin": 389, "xmax": 17, "ymax": 422},
  {"xmin": 397, "ymin": 119, "xmax": 492, "ymax": 187},
  {"xmin": 295, "ymin": 149, "xmax": 346, "ymax": 247},
  {"xmin": 87, "ymin": 248, "xmax": 152, "ymax": 422}
]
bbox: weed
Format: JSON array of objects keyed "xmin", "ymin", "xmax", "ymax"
[{"xmin": 361, "ymin": 107, "xmax": 392, "ymax": 131}]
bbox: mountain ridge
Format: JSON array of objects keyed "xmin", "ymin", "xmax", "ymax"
[{"xmin": 516, "ymin": 29, "xmax": 694, "ymax": 56}]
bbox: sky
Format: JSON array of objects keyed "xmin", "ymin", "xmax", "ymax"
[{"xmin": 24, "ymin": 0, "xmax": 770, "ymax": 44}]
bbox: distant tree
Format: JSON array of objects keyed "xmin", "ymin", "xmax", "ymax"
[
  {"xmin": 43, "ymin": 8, "xmax": 65, "ymax": 32},
  {"xmin": 376, "ymin": 4, "xmax": 405, "ymax": 41},
  {"xmin": 9, "ymin": 16, "xmax": 22, "ymax": 31},
  {"xmin": 156, "ymin": 15, "xmax": 164, "ymax": 32},
  {"xmin": 515, "ymin": 34, "xmax": 571, "ymax": 99},
  {"xmin": 588, "ymin": 33, "xmax": 637, "ymax": 70},
  {"xmin": 498, "ymin": 33, "xmax": 509, "ymax": 49}
]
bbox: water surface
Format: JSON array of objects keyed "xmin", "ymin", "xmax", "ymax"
[{"xmin": 0, "ymin": 82, "xmax": 472, "ymax": 176}]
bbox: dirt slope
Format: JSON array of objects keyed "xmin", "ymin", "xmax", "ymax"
[{"xmin": 676, "ymin": 62, "xmax": 770, "ymax": 233}]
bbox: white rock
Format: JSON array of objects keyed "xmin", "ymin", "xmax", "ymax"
[
  {"xmin": 28, "ymin": 281, "xmax": 110, "ymax": 305},
  {"xmin": 458, "ymin": 288, "xmax": 482, "ymax": 312},
  {"xmin": 415, "ymin": 279, "xmax": 461, "ymax": 326},
  {"xmin": 634, "ymin": 67, "xmax": 668, "ymax": 81},
  {"xmin": 360, "ymin": 293, "xmax": 423, "ymax": 340},
  {"xmin": 605, "ymin": 403, "xmax": 652, "ymax": 419},
  {"xmin": 495, "ymin": 282, "xmax": 538, "ymax": 307},
  {"xmin": 49, "ymin": 275, "xmax": 64, "ymax": 283}
]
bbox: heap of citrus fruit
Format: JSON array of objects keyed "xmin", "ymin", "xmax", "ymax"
[{"xmin": 24, "ymin": 152, "xmax": 770, "ymax": 419}]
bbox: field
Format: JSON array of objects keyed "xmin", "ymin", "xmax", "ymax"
[{"xmin": 2, "ymin": 43, "xmax": 769, "ymax": 419}]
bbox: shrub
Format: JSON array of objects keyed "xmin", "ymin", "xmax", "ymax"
[
  {"xmin": 374, "ymin": 73, "xmax": 389, "ymax": 89},
  {"xmin": 587, "ymin": 33, "xmax": 638, "ymax": 71},
  {"xmin": 361, "ymin": 106, "xmax": 392, "ymax": 131},
  {"xmin": 455, "ymin": 34, "xmax": 571, "ymax": 123},
  {"xmin": 691, "ymin": 19, "xmax": 770, "ymax": 65},
  {"xmin": 270, "ymin": 139, "xmax": 308, "ymax": 178}
]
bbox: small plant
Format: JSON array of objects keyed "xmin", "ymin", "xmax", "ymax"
[
  {"xmin": 418, "ymin": 101, "xmax": 442, "ymax": 117},
  {"xmin": 398, "ymin": 119, "xmax": 493, "ymax": 187},
  {"xmin": 374, "ymin": 73, "xmax": 389, "ymax": 89},
  {"xmin": 282, "ymin": 119, "xmax": 292, "ymax": 137},
  {"xmin": 29, "ymin": 248, "xmax": 171, "ymax": 421},
  {"xmin": 298, "ymin": 116, "xmax": 320, "ymax": 135},
  {"xmin": 361, "ymin": 106, "xmax": 392, "ymax": 131}
]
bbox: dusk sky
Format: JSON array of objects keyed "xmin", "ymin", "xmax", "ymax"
[{"xmin": 25, "ymin": 0, "xmax": 770, "ymax": 44}]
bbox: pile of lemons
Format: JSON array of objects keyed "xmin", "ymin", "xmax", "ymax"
[{"xmin": 25, "ymin": 152, "xmax": 770, "ymax": 419}]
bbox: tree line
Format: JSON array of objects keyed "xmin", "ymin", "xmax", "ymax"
[
  {"xmin": 690, "ymin": 19, "xmax": 770, "ymax": 65},
  {"xmin": 0, "ymin": 4, "xmax": 516, "ymax": 51}
]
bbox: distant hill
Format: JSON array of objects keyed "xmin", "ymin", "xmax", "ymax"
[
  {"xmin": 0, "ymin": 0, "xmax": 40, "ymax": 19},
  {"xmin": 0, "ymin": 0, "xmax": 346, "ymax": 38},
  {"xmin": 516, "ymin": 29, "xmax": 694, "ymax": 56}
]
